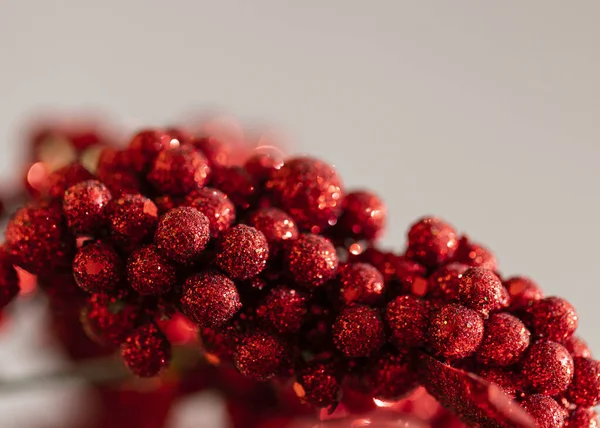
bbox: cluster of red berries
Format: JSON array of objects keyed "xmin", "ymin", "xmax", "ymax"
[{"xmin": 0, "ymin": 121, "xmax": 598, "ymax": 428}]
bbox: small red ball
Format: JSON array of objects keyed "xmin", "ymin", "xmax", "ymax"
[
  {"xmin": 565, "ymin": 336, "xmax": 592, "ymax": 359},
  {"xmin": 0, "ymin": 248, "xmax": 19, "ymax": 309},
  {"xmin": 385, "ymin": 295, "xmax": 430, "ymax": 348},
  {"xmin": 427, "ymin": 303, "xmax": 484, "ymax": 360},
  {"xmin": 81, "ymin": 291, "xmax": 141, "ymax": 345},
  {"xmin": 186, "ymin": 187, "xmax": 236, "ymax": 238},
  {"xmin": 211, "ymin": 166, "xmax": 256, "ymax": 209},
  {"xmin": 155, "ymin": 207, "xmax": 210, "ymax": 265},
  {"xmin": 566, "ymin": 357, "xmax": 600, "ymax": 408},
  {"xmin": 567, "ymin": 408, "xmax": 598, "ymax": 428},
  {"xmin": 126, "ymin": 245, "xmax": 177, "ymax": 295},
  {"xmin": 234, "ymin": 331, "xmax": 287, "ymax": 381},
  {"xmin": 128, "ymin": 129, "xmax": 172, "ymax": 173},
  {"xmin": 333, "ymin": 305, "xmax": 385, "ymax": 358},
  {"xmin": 337, "ymin": 190, "xmax": 386, "ymax": 241},
  {"xmin": 428, "ymin": 262, "xmax": 469, "ymax": 302},
  {"xmin": 525, "ymin": 297, "xmax": 578, "ymax": 342},
  {"xmin": 338, "ymin": 263, "xmax": 385, "ymax": 305},
  {"xmin": 406, "ymin": 217, "xmax": 458, "ymax": 268},
  {"xmin": 121, "ymin": 323, "xmax": 172, "ymax": 377},
  {"xmin": 504, "ymin": 276, "xmax": 544, "ymax": 309},
  {"xmin": 247, "ymin": 207, "xmax": 299, "ymax": 255},
  {"xmin": 191, "ymin": 136, "xmax": 230, "ymax": 168},
  {"xmin": 46, "ymin": 163, "xmax": 94, "ymax": 199},
  {"xmin": 267, "ymin": 157, "xmax": 344, "ymax": 233},
  {"xmin": 367, "ymin": 349, "xmax": 419, "ymax": 400},
  {"xmin": 454, "ymin": 236, "xmax": 498, "ymax": 271},
  {"xmin": 256, "ymin": 286, "xmax": 307, "ymax": 334},
  {"xmin": 520, "ymin": 395, "xmax": 566, "ymax": 428},
  {"xmin": 287, "ymin": 234, "xmax": 338, "ymax": 289},
  {"xmin": 73, "ymin": 241, "xmax": 124, "ymax": 293},
  {"xmin": 297, "ymin": 362, "xmax": 340, "ymax": 408},
  {"xmin": 522, "ymin": 340, "xmax": 574, "ymax": 396},
  {"xmin": 180, "ymin": 271, "xmax": 241, "ymax": 328},
  {"xmin": 109, "ymin": 194, "xmax": 159, "ymax": 251},
  {"xmin": 457, "ymin": 267, "xmax": 507, "ymax": 316},
  {"xmin": 216, "ymin": 225, "xmax": 269, "ymax": 280},
  {"xmin": 147, "ymin": 145, "xmax": 210, "ymax": 195},
  {"xmin": 476, "ymin": 313, "xmax": 531, "ymax": 366},
  {"xmin": 63, "ymin": 180, "xmax": 112, "ymax": 234}
]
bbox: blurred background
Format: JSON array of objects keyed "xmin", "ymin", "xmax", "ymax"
[{"xmin": 0, "ymin": 1, "xmax": 599, "ymax": 427}]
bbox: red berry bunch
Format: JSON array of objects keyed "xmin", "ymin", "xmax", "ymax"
[{"xmin": 2, "ymin": 121, "xmax": 599, "ymax": 428}]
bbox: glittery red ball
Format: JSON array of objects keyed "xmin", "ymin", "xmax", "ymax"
[
  {"xmin": 155, "ymin": 207, "xmax": 210, "ymax": 265},
  {"xmin": 256, "ymin": 286, "xmax": 307, "ymax": 334},
  {"xmin": 46, "ymin": 163, "xmax": 94, "ymax": 199},
  {"xmin": 565, "ymin": 336, "xmax": 592, "ymax": 359},
  {"xmin": 336, "ymin": 190, "xmax": 386, "ymax": 241},
  {"xmin": 522, "ymin": 340, "xmax": 574, "ymax": 396},
  {"xmin": 128, "ymin": 129, "xmax": 172, "ymax": 173},
  {"xmin": 180, "ymin": 271, "xmax": 241, "ymax": 328},
  {"xmin": 520, "ymin": 395, "xmax": 566, "ymax": 428},
  {"xmin": 0, "ymin": 248, "xmax": 19, "ymax": 309},
  {"xmin": 428, "ymin": 262, "xmax": 469, "ymax": 302},
  {"xmin": 477, "ymin": 367, "xmax": 524, "ymax": 399},
  {"xmin": 454, "ymin": 236, "xmax": 498, "ymax": 271},
  {"xmin": 504, "ymin": 276, "xmax": 544, "ymax": 309},
  {"xmin": 216, "ymin": 225, "xmax": 268, "ymax": 280},
  {"xmin": 63, "ymin": 180, "xmax": 112, "ymax": 234},
  {"xmin": 297, "ymin": 362, "xmax": 340, "ymax": 408},
  {"xmin": 367, "ymin": 349, "xmax": 419, "ymax": 400},
  {"xmin": 73, "ymin": 241, "xmax": 124, "ymax": 293},
  {"xmin": 406, "ymin": 217, "xmax": 458, "ymax": 268},
  {"xmin": 185, "ymin": 187, "xmax": 236, "ymax": 238},
  {"xmin": 456, "ymin": 267, "xmax": 507, "ymax": 316},
  {"xmin": 147, "ymin": 145, "xmax": 210, "ymax": 195},
  {"xmin": 385, "ymin": 295, "xmax": 430, "ymax": 348},
  {"xmin": 81, "ymin": 291, "xmax": 141, "ymax": 345},
  {"xmin": 247, "ymin": 207, "xmax": 298, "ymax": 256},
  {"xmin": 266, "ymin": 157, "xmax": 344, "ymax": 233},
  {"xmin": 567, "ymin": 408, "xmax": 598, "ymax": 428},
  {"xmin": 333, "ymin": 305, "xmax": 385, "ymax": 358},
  {"xmin": 566, "ymin": 358, "xmax": 600, "ymax": 408},
  {"xmin": 126, "ymin": 245, "xmax": 177, "ymax": 295},
  {"xmin": 476, "ymin": 313, "xmax": 531, "ymax": 366},
  {"xmin": 121, "ymin": 323, "xmax": 172, "ymax": 377},
  {"xmin": 244, "ymin": 153, "xmax": 282, "ymax": 184},
  {"xmin": 109, "ymin": 194, "xmax": 159, "ymax": 251},
  {"xmin": 427, "ymin": 303, "xmax": 484, "ymax": 360},
  {"xmin": 234, "ymin": 331, "xmax": 287, "ymax": 381},
  {"xmin": 524, "ymin": 297, "xmax": 578, "ymax": 342},
  {"xmin": 211, "ymin": 166, "xmax": 256, "ymax": 209},
  {"xmin": 287, "ymin": 234, "xmax": 338, "ymax": 289},
  {"xmin": 338, "ymin": 263, "xmax": 385, "ymax": 305}
]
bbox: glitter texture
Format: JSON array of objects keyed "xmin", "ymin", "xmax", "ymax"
[
  {"xmin": 428, "ymin": 262, "xmax": 469, "ymax": 302},
  {"xmin": 524, "ymin": 296, "xmax": 578, "ymax": 343},
  {"xmin": 428, "ymin": 303, "xmax": 484, "ymax": 360},
  {"xmin": 367, "ymin": 349, "xmax": 419, "ymax": 400},
  {"xmin": 406, "ymin": 217, "xmax": 458, "ymax": 268},
  {"xmin": 337, "ymin": 190, "xmax": 386, "ymax": 241},
  {"xmin": 476, "ymin": 367, "xmax": 523, "ymax": 399},
  {"xmin": 211, "ymin": 166, "xmax": 256, "ymax": 210},
  {"xmin": 0, "ymin": 248, "xmax": 19, "ymax": 308},
  {"xmin": 126, "ymin": 245, "xmax": 177, "ymax": 295},
  {"xmin": 81, "ymin": 291, "xmax": 141, "ymax": 346},
  {"xmin": 338, "ymin": 262, "xmax": 385, "ymax": 305},
  {"xmin": 255, "ymin": 286, "xmax": 307, "ymax": 334},
  {"xmin": 186, "ymin": 187, "xmax": 236, "ymax": 238},
  {"xmin": 297, "ymin": 362, "xmax": 340, "ymax": 408},
  {"xmin": 244, "ymin": 153, "xmax": 282, "ymax": 184},
  {"xmin": 567, "ymin": 408, "xmax": 598, "ymax": 428},
  {"xmin": 155, "ymin": 207, "xmax": 210, "ymax": 265},
  {"xmin": 216, "ymin": 225, "xmax": 269, "ymax": 280},
  {"xmin": 128, "ymin": 129, "xmax": 172, "ymax": 173},
  {"xmin": 121, "ymin": 323, "xmax": 172, "ymax": 377},
  {"xmin": 247, "ymin": 207, "xmax": 298, "ymax": 256},
  {"xmin": 385, "ymin": 295, "xmax": 430, "ymax": 348},
  {"xmin": 46, "ymin": 163, "xmax": 94, "ymax": 199},
  {"xmin": 73, "ymin": 241, "xmax": 124, "ymax": 293},
  {"xmin": 147, "ymin": 145, "xmax": 210, "ymax": 195},
  {"xmin": 565, "ymin": 336, "xmax": 592, "ymax": 359},
  {"xmin": 504, "ymin": 276, "xmax": 544, "ymax": 309},
  {"xmin": 522, "ymin": 340, "xmax": 574, "ymax": 396},
  {"xmin": 566, "ymin": 357, "xmax": 600, "ymax": 408},
  {"xmin": 287, "ymin": 233, "xmax": 338, "ymax": 289},
  {"xmin": 109, "ymin": 194, "xmax": 159, "ymax": 251},
  {"xmin": 332, "ymin": 305, "xmax": 385, "ymax": 358},
  {"xmin": 454, "ymin": 236, "xmax": 498, "ymax": 271},
  {"xmin": 476, "ymin": 313, "xmax": 531, "ymax": 366},
  {"xmin": 520, "ymin": 395, "xmax": 566, "ymax": 428},
  {"xmin": 63, "ymin": 180, "xmax": 112, "ymax": 234},
  {"xmin": 457, "ymin": 267, "xmax": 507, "ymax": 316},
  {"xmin": 234, "ymin": 331, "xmax": 286, "ymax": 381}
]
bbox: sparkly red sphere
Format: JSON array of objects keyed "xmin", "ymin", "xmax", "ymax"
[
  {"xmin": 244, "ymin": 153, "xmax": 282, "ymax": 184},
  {"xmin": 0, "ymin": 248, "xmax": 19, "ymax": 309},
  {"xmin": 522, "ymin": 340, "xmax": 574, "ymax": 396},
  {"xmin": 121, "ymin": 323, "xmax": 172, "ymax": 377},
  {"xmin": 267, "ymin": 157, "xmax": 344, "ymax": 233},
  {"xmin": 109, "ymin": 194, "xmax": 159, "ymax": 251},
  {"xmin": 46, "ymin": 163, "xmax": 94, "ymax": 199},
  {"xmin": 297, "ymin": 362, "xmax": 340, "ymax": 408},
  {"xmin": 567, "ymin": 408, "xmax": 598, "ymax": 428},
  {"xmin": 428, "ymin": 303, "xmax": 484, "ymax": 360},
  {"xmin": 73, "ymin": 241, "xmax": 124, "ymax": 293},
  {"xmin": 476, "ymin": 313, "xmax": 531, "ymax": 366},
  {"xmin": 180, "ymin": 271, "xmax": 241, "ymax": 328},
  {"xmin": 234, "ymin": 331, "xmax": 287, "ymax": 381},
  {"xmin": 247, "ymin": 207, "xmax": 298, "ymax": 255},
  {"xmin": 155, "ymin": 207, "xmax": 210, "ymax": 265},
  {"xmin": 454, "ymin": 236, "xmax": 498, "ymax": 271},
  {"xmin": 406, "ymin": 217, "xmax": 458, "ymax": 268},
  {"xmin": 126, "ymin": 245, "xmax": 177, "ymax": 295},
  {"xmin": 337, "ymin": 190, "xmax": 386, "ymax": 241},
  {"xmin": 504, "ymin": 276, "xmax": 544, "ymax": 309},
  {"xmin": 566, "ymin": 357, "xmax": 600, "ymax": 408},
  {"xmin": 338, "ymin": 263, "xmax": 385, "ymax": 305},
  {"xmin": 191, "ymin": 136, "xmax": 230, "ymax": 169},
  {"xmin": 128, "ymin": 129, "xmax": 172, "ymax": 173},
  {"xmin": 147, "ymin": 144, "xmax": 210, "ymax": 195},
  {"xmin": 565, "ymin": 336, "xmax": 592, "ymax": 359},
  {"xmin": 211, "ymin": 166, "xmax": 256, "ymax": 209},
  {"xmin": 287, "ymin": 234, "xmax": 338, "ymax": 289},
  {"xmin": 521, "ymin": 395, "xmax": 566, "ymax": 428},
  {"xmin": 63, "ymin": 180, "xmax": 112, "ymax": 234},
  {"xmin": 428, "ymin": 262, "xmax": 469, "ymax": 302},
  {"xmin": 525, "ymin": 297, "xmax": 578, "ymax": 342},
  {"xmin": 186, "ymin": 187, "xmax": 236, "ymax": 238},
  {"xmin": 456, "ymin": 267, "xmax": 507, "ymax": 316},
  {"xmin": 216, "ymin": 225, "xmax": 269, "ymax": 280},
  {"xmin": 367, "ymin": 349, "xmax": 419, "ymax": 400},
  {"xmin": 256, "ymin": 286, "xmax": 307, "ymax": 334},
  {"xmin": 333, "ymin": 305, "xmax": 385, "ymax": 358},
  {"xmin": 81, "ymin": 291, "xmax": 141, "ymax": 346},
  {"xmin": 385, "ymin": 295, "xmax": 430, "ymax": 348}
]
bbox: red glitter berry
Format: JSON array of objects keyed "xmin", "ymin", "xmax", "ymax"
[
  {"xmin": 266, "ymin": 157, "xmax": 344, "ymax": 233},
  {"xmin": 521, "ymin": 395, "xmax": 566, "ymax": 428},
  {"xmin": 73, "ymin": 241, "xmax": 124, "ymax": 293},
  {"xmin": 256, "ymin": 286, "xmax": 307, "ymax": 334},
  {"xmin": 147, "ymin": 144, "xmax": 210, "ymax": 195},
  {"xmin": 234, "ymin": 331, "xmax": 287, "ymax": 381},
  {"xmin": 525, "ymin": 297, "xmax": 578, "ymax": 342},
  {"xmin": 109, "ymin": 194, "xmax": 159, "ymax": 251},
  {"xmin": 338, "ymin": 263, "xmax": 385, "ymax": 305},
  {"xmin": 186, "ymin": 187, "xmax": 236, "ymax": 238},
  {"xmin": 476, "ymin": 313, "xmax": 531, "ymax": 366},
  {"xmin": 457, "ymin": 267, "xmax": 507, "ymax": 316},
  {"xmin": 247, "ymin": 207, "xmax": 298, "ymax": 256},
  {"xmin": 406, "ymin": 217, "xmax": 458, "ymax": 268},
  {"xmin": 296, "ymin": 362, "xmax": 340, "ymax": 408},
  {"xmin": 333, "ymin": 305, "xmax": 385, "ymax": 358},
  {"xmin": 504, "ymin": 276, "xmax": 544, "ymax": 309},
  {"xmin": 128, "ymin": 129, "xmax": 172, "ymax": 173},
  {"xmin": 336, "ymin": 190, "xmax": 386, "ymax": 241},
  {"xmin": 454, "ymin": 236, "xmax": 498, "ymax": 271},
  {"xmin": 211, "ymin": 166, "xmax": 256, "ymax": 209},
  {"xmin": 216, "ymin": 225, "xmax": 269, "ymax": 280},
  {"xmin": 46, "ymin": 163, "xmax": 94, "ymax": 199},
  {"xmin": 126, "ymin": 245, "xmax": 177, "ymax": 295},
  {"xmin": 155, "ymin": 207, "xmax": 210, "ymax": 265},
  {"xmin": 63, "ymin": 180, "xmax": 112, "ymax": 234},
  {"xmin": 367, "ymin": 349, "xmax": 419, "ymax": 400},
  {"xmin": 567, "ymin": 408, "xmax": 598, "ymax": 428},
  {"xmin": 522, "ymin": 340, "xmax": 574, "ymax": 396},
  {"xmin": 287, "ymin": 234, "xmax": 338, "ymax": 289},
  {"xmin": 81, "ymin": 291, "xmax": 141, "ymax": 346},
  {"xmin": 121, "ymin": 323, "xmax": 172, "ymax": 377},
  {"xmin": 565, "ymin": 336, "xmax": 592, "ymax": 359},
  {"xmin": 566, "ymin": 357, "xmax": 600, "ymax": 408},
  {"xmin": 428, "ymin": 262, "xmax": 469, "ymax": 302},
  {"xmin": 428, "ymin": 303, "xmax": 484, "ymax": 360},
  {"xmin": 0, "ymin": 248, "xmax": 19, "ymax": 309},
  {"xmin": 385, "ymin": 295, "xmax": 430, "ymax": 348},
  {"xmin": 180, "ymin": 271, "xmax": 241, "ymax": 328}
]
